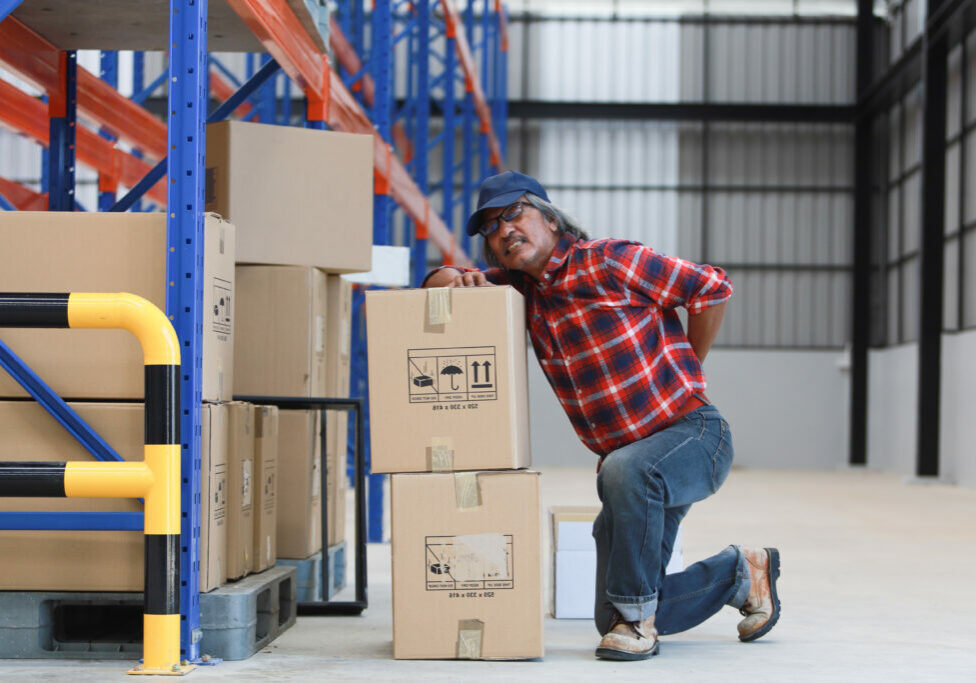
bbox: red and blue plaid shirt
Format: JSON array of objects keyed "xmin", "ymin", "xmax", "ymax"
[{"xmin": 441, "ymin": 233, "xmax": 732, "ymax": 456}]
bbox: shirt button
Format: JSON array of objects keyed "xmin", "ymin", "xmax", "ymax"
[{"xmin": 544, "ymin": 274, "xmax": 550, "ymax": 280}]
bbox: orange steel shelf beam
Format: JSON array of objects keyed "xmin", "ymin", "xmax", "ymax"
[
  {"xmin": 0, "ymin": 176, "xmax": 47, "ymax": 210},
  {"xmin": 225, "ymin": 0, "xmax": 471, "ymax": 266},
  {"xmin": 0, "ymin": 17, "xmax": 167, "ymax": 161},
  {"xmin": 441, "ymin": 0, "xmax": 504, "ymax": 170},
  {"xmin": 0, "ymin": 79, "xmax": 168, "ymax": 206}
]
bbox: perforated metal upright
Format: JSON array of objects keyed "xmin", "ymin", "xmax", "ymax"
[{"xmin": 166, "ymin": 0, "xmax": 208, "ymax": 660}]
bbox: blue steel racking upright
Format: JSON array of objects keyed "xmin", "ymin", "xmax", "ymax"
[
  {"xmin": 0, "ymin": 0, "xmax": 507, "ymax": 658},
  {"xmin": 166, "ymin": 0, "xmax": 208, "ymax": 660}
]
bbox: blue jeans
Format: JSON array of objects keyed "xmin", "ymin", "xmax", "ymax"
[{"xmin": 593, "ymin": 403, "xmax": 750, "ymax": 635}]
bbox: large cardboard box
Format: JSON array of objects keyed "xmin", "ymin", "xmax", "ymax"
[
  {"xmin": 0, "ymin": 212, "xmax": 235, "ymax": 402},
  {"xmin": 0, "ymin": 401, "xmax": 227, "ymax": 593},
  {"xmin": 234, "ymin": 265, "xmax": 328, "ymax": 398},
  {"xmin": 225, "ymin": 401, "xmax": 255, "ymax": 580},
  {"xmin": 391, "ymin": 470, "xmax": 543, "ymax": 659},
  {"xmin": 366, "ymin": 286, "xmax": 531, "ymax": 473},
  {"xmin": 201, "ymin": 402, "xmax": 230, "ymax": 592},
  {"xmin": 205, "ymin": 120, "xmax": 372, "ymax": 273},
  {"xmin": 550, "ymin": 506, "xmax": 684, "ymax": 619},
  {"xmin": 252, "ymin": 405, "xmax": 279, "ymax": 572},
  {"xmin": 276, "ymin": 409, "xmax": 323, "ymax": 558}
]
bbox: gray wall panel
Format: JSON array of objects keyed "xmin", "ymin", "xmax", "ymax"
[
  {"xmin": 941, "ymin": 329, "xmax": 976, "ymax": 485},
  {"xmin": 868, "ymin": 344, "xmax": 919, "ymax": 477}
]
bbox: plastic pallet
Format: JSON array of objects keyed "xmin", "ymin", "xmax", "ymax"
[
  {"xmin": 198, "ymin": 564, "xmax": 297, "ymax": 661},
  {"xmin": 0, "ymin": 591, "xmax": 142, "ymax": 659},
  {"xmin": 276, "ymin": 540, "xmax": 346, "ymax": 602},
  {"xmin": 0, "ymin": 565, "xmax": 296, "ymax": 662}
]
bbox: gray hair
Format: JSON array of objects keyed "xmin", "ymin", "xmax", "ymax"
[{"xmin": 482, "ymin": 193, "xmax": 590, "ymax": 268}]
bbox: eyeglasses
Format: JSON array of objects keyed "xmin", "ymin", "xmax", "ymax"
[{"xmin": 478, "ymin": 202, "xmax": 529, "ymax": 237}]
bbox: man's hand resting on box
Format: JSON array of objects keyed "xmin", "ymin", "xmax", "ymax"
[{"xmin": 423, "ymin": 268, "xmax": 495, "ymax": 288}]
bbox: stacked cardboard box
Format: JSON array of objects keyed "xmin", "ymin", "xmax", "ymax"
[
  {"xmin": 0, "ymin": 212, "xmax": 238, "ymax": 592},
  {"xmin": 211, "ymin": 121, "xmax": 373, "ymax": 568},
  {"xmin": 234, "ymin": 267, "xmax": 353, "ymax": 558},
  {"xmin": 367, "ymin": 286, "xmax": 543, "ymax": 660}
]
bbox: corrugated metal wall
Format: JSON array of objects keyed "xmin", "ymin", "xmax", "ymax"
[
  {"xmin": 508, "ymin": 16, "xmax": 855, "ymax": 104},
  {"xmin": 503, "ymin": 13, "xmax": 857, "ymax": 348}
]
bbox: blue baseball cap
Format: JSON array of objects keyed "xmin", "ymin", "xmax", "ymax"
[{"xmin": 465, "ymin": 171, "xmax": 550, "ymax": 236}]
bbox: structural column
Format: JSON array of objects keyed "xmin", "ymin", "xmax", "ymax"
[
  {"xmin": 849, "ymin": 0, "xmax": 873, "ymax": 466},
  {"xmin": 916, "ymin": 30, "xmax": 948, "ymax": 478}
]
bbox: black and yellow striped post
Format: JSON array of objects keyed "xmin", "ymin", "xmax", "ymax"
[{"xmin": 0, "ymin": 293, "xmax": 192, "ymax": 676}]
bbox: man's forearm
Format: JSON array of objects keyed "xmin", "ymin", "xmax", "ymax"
[{"xmin": 686, "ymin": 301, "xmax": 727, "ymax": 362}]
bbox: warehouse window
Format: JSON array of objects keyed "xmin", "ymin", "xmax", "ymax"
[
  {"xmin": 944, "ymin": 30, "xmax": 976, "ymax": 332},
  {"xmin": 872, "ymin": 85, "xmax": 923, "ymax": 346}
]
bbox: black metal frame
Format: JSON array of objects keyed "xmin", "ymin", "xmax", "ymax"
[
  {"xmin": 849, "ymin": 0, "xmax": 976, "ymax": 477},
  {"xmin": 234, "ymin": 396, "xmax": 368, "ymax": 616},
  {"xmin": 506, "ymin": 101, "xmax": 855, "ymax": 122}
]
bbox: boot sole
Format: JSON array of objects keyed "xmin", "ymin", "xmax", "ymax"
[
  {"xmin": 739, "ymin": 546, "xmax": 781, "ymax": 642},
  {"xmin": 595, "ymin": 640, "xmax": 660, "ymax": 661}
]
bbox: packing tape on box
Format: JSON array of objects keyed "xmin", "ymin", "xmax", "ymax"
[
  {"xmin": 454, "ymin": 472, "xmax": 482, "ymax": 509},
  {"xmin": 428, "ymin": 436, "xmax": 455, "ymax": 471},
  {"xmin": 427, "ymin": 287, "xmax": 452, "ymax": 325},
  {"xmin": 456, "ymin": 619, "xmax": 484, "ymax": 659}
]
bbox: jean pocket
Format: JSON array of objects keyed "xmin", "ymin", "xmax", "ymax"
[{"xmin": 709, "ymin": 420, "xmax": 734, "ymax": 492}]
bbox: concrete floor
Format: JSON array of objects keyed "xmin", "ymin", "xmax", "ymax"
[{"xmin": 2, "ymin": 466, "xmax": 974, "ymax": 681}]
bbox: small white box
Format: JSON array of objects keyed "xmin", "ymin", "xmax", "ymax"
[{"xmin": 551, "ymin": 506, "xmax": 683, "ymax": 619}]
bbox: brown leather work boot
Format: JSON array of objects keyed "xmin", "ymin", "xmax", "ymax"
[
  {"xmin": 595, "ymin": 610, "xmax": 659, "ymax": 661},
  {"xmin": 737, "ymin": 547, "xmax": 781, "ymax": 642}
]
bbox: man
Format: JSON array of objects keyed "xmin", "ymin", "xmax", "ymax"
[{"xmin": 422, "ymin": 171, "xmax": 780, "ymax": 661}]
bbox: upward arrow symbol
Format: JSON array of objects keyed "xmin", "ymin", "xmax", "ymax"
[
  {"xmin": 471, "ymin": 361, "xmax": 481, "ymax": 383},
  {"xmin": 483, "ymin": 361, "xmax": 491, "ymax": 384}
]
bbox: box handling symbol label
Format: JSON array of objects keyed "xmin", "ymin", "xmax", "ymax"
[
  {"xmin": 425, "ymin": 535, "xmax": 514, "ymax": 591},
  {"xmin": 212, "ymin": 277, "xmax": 232, "ymax": 335},
  {"xmin": 407, "ymin": 346, "xmax": 498, "ymax": 403}
]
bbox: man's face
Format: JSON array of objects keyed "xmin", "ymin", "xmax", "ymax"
[{"xmin": 482, "ymin": 198, "xmax": 559, "ymax": 280}]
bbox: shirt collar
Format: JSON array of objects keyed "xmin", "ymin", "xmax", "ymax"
[{"xmin": 543, "ymin": 232, "xmax": 576, "ymax": 276}]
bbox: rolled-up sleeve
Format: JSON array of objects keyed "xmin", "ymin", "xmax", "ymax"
[{"xmin": 601, "ymin": 240, "xmax": 732, "ymax": 314}]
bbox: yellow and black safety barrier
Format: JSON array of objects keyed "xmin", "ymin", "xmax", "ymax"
[{"xmin": 0, "ymin": 293, "xmax": 192, "ymax": 676}]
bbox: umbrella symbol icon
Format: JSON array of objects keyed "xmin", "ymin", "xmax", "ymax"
[{"xmin": 440, "ymin": 364, "xmax": 463, "ymax": 390}]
